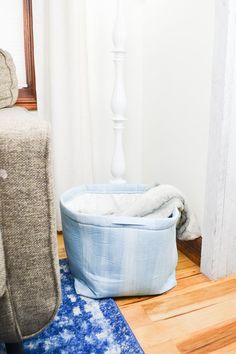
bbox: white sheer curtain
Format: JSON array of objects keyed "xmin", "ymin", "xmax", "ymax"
[
  {"xmin": 33, "ymin": 0, "xmax": 94, "ymax": 228},
  {"xmin": 32, "ymin": 0, "xmax": 144, "ymax": 228}
]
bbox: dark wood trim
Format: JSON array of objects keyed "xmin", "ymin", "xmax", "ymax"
[
  {"xmin": 16, "ymin": 0, "xmax": 37, "ymax": 110},
  {"xmin": 177, "ymin": 237, "xmax": 202, "ymax": 266}
]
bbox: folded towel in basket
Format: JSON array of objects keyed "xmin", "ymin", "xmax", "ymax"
[
  {"xmin": 76, "ymin": 184, "xmax": 200, "ymax": 241},
  {"xmin": 118, "ymin": 184, "xmax": 200, "ymax": 241}
]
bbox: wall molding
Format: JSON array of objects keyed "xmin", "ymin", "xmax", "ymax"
[{"xmin": 177, "ymin": 238, "xmax": 202, "ymax": 266}]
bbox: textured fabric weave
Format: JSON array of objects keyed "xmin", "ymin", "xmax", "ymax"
[
  {"xmin": 0, "ymin": 49, "xmax": 18, "ymax": 109},
  {"xmin": 0, "ymin": 288, "xmax": 21, "ymax": 343},
  {"xmin": 0, "ymin": 230, "xmax": 6, "ymax": 297},
  {"xmin": 0, "ymin": 107, "xmax": 61, "ymax": 342}
]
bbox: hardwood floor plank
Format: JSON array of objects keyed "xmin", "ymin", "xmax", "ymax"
[
  {"xmin": 144, "ymin": 278, "xmax": 236, "ymax": 321},
  {"xmin": 145, "ymin": 340, "xmax": 181, "ymax": 354},
  {"xmin": 118, "ymin": 304, "xmax": 152, "ymax": 330},
  {"xmin": 176, "ymin": 266, "xmax": 201, "ymax": 279},
  {"xmin": 132, "ymin": 299, "xmax": 236, "ymax": 348},
  {"xmin": 116, "ymin": 295, "xmax": 154, "ymax": 307},
  {"xmin": 176, "ymin": 254, "xmax": 196, "ymax": 270},
  {"xmin": 58, "ymin": 232, "xmax": 67, "ymax": 259},
  {"xmin": 176, "ymin": 320, "xmax": 236, "ymax": 354},
  {"xmin": 211, "ymin": 341, "xmax": 236, "ymax": 353},
  {"xmin": 117, "ymin": 274, "xmax": 209, "ymax": 310}
]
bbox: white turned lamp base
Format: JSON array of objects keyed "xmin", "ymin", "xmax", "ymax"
[
  {"xmin": 110, "ymin": 0, "xmax": 127, "ymax": 183},
  {"xmin": 111, "ymin": 178, "xmax": 126, "ymax": 184}
]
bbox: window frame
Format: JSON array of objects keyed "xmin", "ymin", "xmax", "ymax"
[{"xmin": 16, "ymin": 0, "xmax": 37, "ymax": 110}]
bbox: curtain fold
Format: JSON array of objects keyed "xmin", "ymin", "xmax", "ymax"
[{"xmin": 33, "ymin": 0, "xmax": 94, "ymax": 229}]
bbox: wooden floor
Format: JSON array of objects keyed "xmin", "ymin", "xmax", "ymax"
[{"xmin": 58, "ymin": 233, "xmax": 236, "ymax": 353}]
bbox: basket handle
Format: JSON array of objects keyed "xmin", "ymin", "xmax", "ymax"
[
  {"xmin": 111, "ymin": 208, "xmax": 179, "ymax": 228},
  {"xmin": 111, "ymin": 218, "xmax": 146, "ymax": 227}
]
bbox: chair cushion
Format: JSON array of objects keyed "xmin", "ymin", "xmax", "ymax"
[{"xmin": 0, "ymin": 49, "xmax": 18, "ymax": 109}]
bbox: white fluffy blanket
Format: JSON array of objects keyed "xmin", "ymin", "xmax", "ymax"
[
  {"xmin": 76, "ymin": 184, "xmax": 201, "ymax": 241},
  {"xmin": 118, "ymin": 184, "xmax": 201, "ymax": 241}
]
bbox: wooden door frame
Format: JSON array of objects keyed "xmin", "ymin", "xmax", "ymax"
[
  {"xmin": 177, "ymin": 1, "xmax": 236, "ymax": 275},
  {"xmin": 201, "ymin": 0, "xmax": 236, "ymax": 279},
  {"xmin": 16, "ymin": 0, "xmax": 37, "ymax": 110}
]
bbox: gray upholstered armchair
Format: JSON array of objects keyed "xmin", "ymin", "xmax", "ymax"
[{"xmin": 0, "ymin": 107, "xmax": 61, "ymax": 354}]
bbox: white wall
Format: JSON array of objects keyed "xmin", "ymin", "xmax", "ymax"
[
  {"xmin": 141, "ymin": 0, "xmax": 215, "ymax": 226},
  {"xmin": 86, "ymin": 0, "xmax": 215, "ymax": 227}
]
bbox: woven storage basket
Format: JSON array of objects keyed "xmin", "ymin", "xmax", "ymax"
[
  {"xmin": 0, "ymin": 49, "xmax": 18, "ymax": 109},
  {"xmin": 60, "ymin": 184, "xmax": 179, "ymax": 299}
]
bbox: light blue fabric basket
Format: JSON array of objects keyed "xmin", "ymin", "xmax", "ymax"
[{"xmin": 60, "ymin": 184, "xmax": 179, "ymax": 299}]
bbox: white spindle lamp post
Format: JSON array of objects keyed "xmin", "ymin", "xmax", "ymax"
[{"xmin": 111, "ymin": 0, "xmax": 127, "ymax": 183}]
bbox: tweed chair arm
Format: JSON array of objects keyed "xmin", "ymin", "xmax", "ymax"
[
  {"xmin": 0, "ymin": 107, "xmax": 61, "ymax": 342},
  {"xmin": 0, "ymin": 228, "xmax": 6, "ymax": 298}
]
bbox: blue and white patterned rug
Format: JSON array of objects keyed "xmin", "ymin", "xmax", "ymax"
[{"xmin": 0, "ymin": 260, "xmax": 144, "ymax": 354}]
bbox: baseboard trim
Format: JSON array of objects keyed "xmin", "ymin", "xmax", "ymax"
[{"xmin": 177, "ymin": 237, "xmax": 202, "ymax": 266}]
